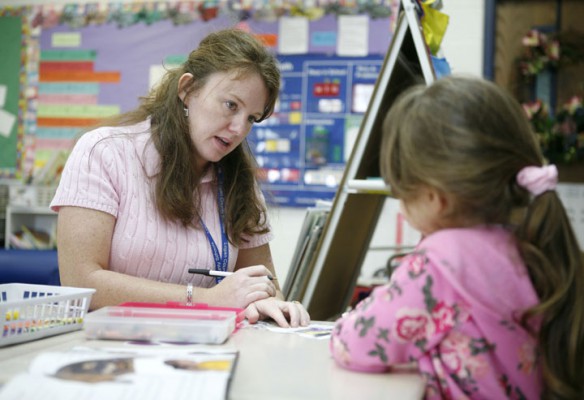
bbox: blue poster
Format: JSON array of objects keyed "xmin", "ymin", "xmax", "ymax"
[{"xmin": 250, "ymin": 54, "xmax": 384, "ymax": 207}]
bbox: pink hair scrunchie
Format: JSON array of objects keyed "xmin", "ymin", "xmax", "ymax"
[{"xmin": 516, "ymin": 165, "xmax": 558, "ymax": 196}]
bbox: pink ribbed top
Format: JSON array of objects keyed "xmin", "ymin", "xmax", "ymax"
[{"xmin": 50, "ymin": 119, "xmax": 273, "ymax": 288}]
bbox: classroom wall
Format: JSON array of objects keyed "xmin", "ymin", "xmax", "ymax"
[
  {"xmin": 1, "ymin": 0, "xmax": 487, "ymax": 283},
  {"xmin": 271, "ymin": 0, "xmax": 486, "ymax": 282}
]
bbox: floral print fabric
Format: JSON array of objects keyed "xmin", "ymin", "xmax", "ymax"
[{"xmin": 330, "ymin": 226, "xmax": 542, "ymax": 399}]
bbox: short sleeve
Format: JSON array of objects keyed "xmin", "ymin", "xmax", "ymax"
[{"xmin": 50, "ymin": 129, "xmax": 121, "ymax": 217}]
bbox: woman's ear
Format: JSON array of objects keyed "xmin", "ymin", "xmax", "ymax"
[{"xmin": 177, "ymin": 73, "xmax": 194, "ymax": 102}]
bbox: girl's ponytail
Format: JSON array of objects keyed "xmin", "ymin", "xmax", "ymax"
[{"xmin": 515, "ymin": 172, "xmax": 584, "ymax": 399}]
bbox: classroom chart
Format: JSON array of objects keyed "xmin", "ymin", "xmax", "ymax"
[{"xmin": 250, "ymin": 54, "xmax": 384, "ymax": 206}]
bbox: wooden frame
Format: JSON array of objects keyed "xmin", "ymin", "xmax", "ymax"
[{"xmin": 297, "ymin": 0, "xmax": 436, "ymax": 320}]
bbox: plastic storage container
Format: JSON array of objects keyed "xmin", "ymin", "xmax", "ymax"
[
  {"xmin": 84, "ymin": 305, "xmax": 237, "ymax": 344},
  {"xmin": 119, "ymin": 301, "xmax": 246, "ymax": 323},
  {"xmin": 1, "ymin": 283, "xmax": 95, "ymax": 347}
]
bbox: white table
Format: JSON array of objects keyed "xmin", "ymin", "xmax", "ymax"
[{"xmin": 0, "ymin": 324, "xmax": 425, "ymax": 400}]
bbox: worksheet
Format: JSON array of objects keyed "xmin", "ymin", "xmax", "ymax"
[{"xmin": 247, "ymin": 320, "xmax": 334, "ymax": 339}]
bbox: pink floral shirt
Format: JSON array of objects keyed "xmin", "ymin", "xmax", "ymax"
[{"xmin": 330, "ymin": 226, "xmax": 542, "ymax": 399}]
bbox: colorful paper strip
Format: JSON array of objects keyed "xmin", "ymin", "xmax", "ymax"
[
  {"xmin": 40, "ymin": 70, "xmax": 120, "ymax": 83},
  {"xmin": 39, "ymin": 83, "xmax": 100, "ymax": 95},
  {"xmin": 40, "ymin": 49, "xmax": 96, "ymax": 61},
  {"xmin": 37, "ymin": 117, "xmax": 100, "ymax": 127},
  {"xmin": 39, "ymin": 61, "xmax": 94, "ymax": 72},
  {"xmin": 37, "ymin": 104, "xmax": 120, "ymax": 118},
  {"xmin": 38, "ymin": 93, "xmax": 98, "ymax": 105}
]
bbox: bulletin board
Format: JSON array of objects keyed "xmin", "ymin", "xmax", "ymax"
[
  {"xmin": 251, "ymin": 53, "xmax": 384, "ymax": 206},
  {"xmin": 0, "ymin": 1, "xmax": 396, "ymax": 207},
  {"xmin": 0, "ymin": 13, "xmax": 25, "ymax": 172}
]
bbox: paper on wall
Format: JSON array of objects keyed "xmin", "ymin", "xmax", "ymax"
[
  {"xmin": 0, "ymin": 84, "xmax": 6, "ymax": 108},
  {"xmin": 0, "ymin": 109, "xmax": 16, "ymax": 138},
  {"xmin": 278, "ymin": 16, "xmax": 309, "ymax": 54},
  {"xmin": 337, "ymin": 15, "xmax": 369, "ymax": 57}
]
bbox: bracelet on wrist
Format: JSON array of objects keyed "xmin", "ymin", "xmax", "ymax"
[{"xmin": 186, "ymin": 283, "xmax": 193, "ymax": 306}]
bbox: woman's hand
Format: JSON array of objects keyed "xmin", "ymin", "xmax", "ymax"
[
  {"xmin": 211, "ymin": 265, "xmax": 277, "ymax": 309},
  {"xmin": 245, "ymin": 297, "xmax": 311, "ymax": 328}
]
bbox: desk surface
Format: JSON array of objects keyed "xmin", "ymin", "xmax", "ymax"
[{"xmin": 0, "ymin": 324, "xmax": 425, "ymax": 400}]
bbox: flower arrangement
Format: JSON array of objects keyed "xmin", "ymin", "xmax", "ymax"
[
  {"xmin": 518, "ymin": 28, "xmax": 584, "ymax": 164},
  {"xmin": 523, "ymin": 96, "xmax": 584, "ymax": 164},
  {"xmin": 518, "ymin": 29, "xmax": 560, "ymax": 77}
]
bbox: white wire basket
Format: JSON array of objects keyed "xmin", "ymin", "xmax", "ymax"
[
  {"xmin": 8, "ymin": 184, "xmax": 58, "ymax": 208},
  {"xmin": 1, "ymin": 283, "xmax": 95, "ymax": 347}
]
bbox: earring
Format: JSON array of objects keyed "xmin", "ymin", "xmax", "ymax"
[{"xmin": 183, "ymin": 106, "xmax": 189, "ymax": 117}]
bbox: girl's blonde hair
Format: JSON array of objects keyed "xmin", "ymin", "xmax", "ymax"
[{"xmin": 380, "ymin": 75, "xmax": 584, "ymax": 399}]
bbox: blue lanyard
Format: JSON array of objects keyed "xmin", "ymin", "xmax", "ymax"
[{"xmin": 200, "ymin": 167, "xmax": 229, "ymax": 284}]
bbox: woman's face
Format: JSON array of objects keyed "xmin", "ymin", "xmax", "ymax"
[{"xmin": 179, "ymin": 70, "xmax": 268, "ymax": 171}]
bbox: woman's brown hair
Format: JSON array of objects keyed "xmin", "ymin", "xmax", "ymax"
[
  {"xmin": 96, "ymin": 28, "xmax": 280, "ymax": 245},
  {"xmin": 380, "ymin": 75, "xmax": 584, "ymax": 399}
]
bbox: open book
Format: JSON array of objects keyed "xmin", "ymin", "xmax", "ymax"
[{"xmin": 0, "ymin": 347, "xmax": 238, "ymax": 400}]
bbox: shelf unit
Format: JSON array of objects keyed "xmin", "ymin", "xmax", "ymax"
[
  {"xmin": 5, "ymin": 205, "xmax": 57, "ymax": 249},
  {"xmin": 2, "ymin": 184, "xmax": 57, "ymax": 250},
  {"xmin": 298, "ymin": 0, "xmax": 436, "ymax": 320}
]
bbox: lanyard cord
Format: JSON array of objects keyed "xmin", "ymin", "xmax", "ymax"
[{"xmin": 199, "ymin": 167, "xmax": 229, "ymax": 284}]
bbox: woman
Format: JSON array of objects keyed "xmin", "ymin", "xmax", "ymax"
[{"xmin": 51, "ymin": 28, "xmax": 310, "ymax": 328}]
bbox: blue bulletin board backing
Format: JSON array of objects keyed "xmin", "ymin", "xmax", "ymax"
[{"xmin": 251, "ymin": 54, "xmax": 384, "ymax": 207}]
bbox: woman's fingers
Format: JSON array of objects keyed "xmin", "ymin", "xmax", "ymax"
[
  {"xmin": 244, "ymin": 298, "xmax": 311, "ymax": 328},
  {"xmin": 214, "ymin": 268, "xmax": 278, "ymax": 309},
  {"xmin": 287, "ymin": 301, "xmax": 310, "ymax": 327},
  {"xmin": 244, "ymin": 303, "xmax": 261, "ymax": 324},
  {"xmin": 245, "ymin": 289, "xmax": 272, "ymax": 305},
  {"xmin": 236, "ymin": 264, "xmax": 276, "ymax": 281},
  {"xmin": 233, "ymin": 265, "xmax": 281, "ymax": 298},
  {"xmin": 242, "ymin": 277, "xmax": 276, "ymax": 298}
]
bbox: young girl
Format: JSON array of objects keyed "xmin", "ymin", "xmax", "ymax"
[{"xmin": 330, "ymin": 76, "xmax": 584, "ymax": 399}]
